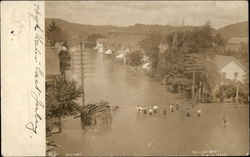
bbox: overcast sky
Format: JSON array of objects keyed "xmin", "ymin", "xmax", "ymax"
[{"xmin": 46, "ymin": 1, "xmax": 248, "ymax": 29}]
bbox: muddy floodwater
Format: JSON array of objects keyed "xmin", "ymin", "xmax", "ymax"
[{"xmin": 50, "ymin": 51, "xmax": 249, "ymax": 156}]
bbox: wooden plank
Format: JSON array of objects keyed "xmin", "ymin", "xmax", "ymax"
[
  {"xmin": 184, "ymin": 71, "xmax": 203, "ymax": 73},
  {"xmin": 185, "ymin": 64, "xmax": 203, "ymax": 67},
  {"xmin": 185, "ymin": 67, "xmax": 203, "ymax": 71}
]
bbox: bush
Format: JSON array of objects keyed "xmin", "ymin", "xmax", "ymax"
[
  {"xmin": 167, "ymin": 76, "xmax": 192, "ymax": 92},
  {"xmin": 80, "ymin": 101, "xmax": 112, "ymax": 129},
  {"xmin": 219, "ymin": 81, "xmax": 248, "ymax": 104}
]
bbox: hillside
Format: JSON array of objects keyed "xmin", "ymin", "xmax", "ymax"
[
  {"xmin": 46, "ymin": 18, "xmax": 248, "ymax": 41},
  {"xmin": 216, "ymin": 21, "xmax": 248, "ymax": 41},
  {"xmin": 45, "ymin": 18, "xmax": 197, "ymax": 39},
  {"xmin": 45, "ymin": 18, "xmax": 121, "ymax": 39}
]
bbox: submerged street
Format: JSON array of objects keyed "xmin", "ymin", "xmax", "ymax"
[{"xmin": 50, "ymin": 51, "xmax": 249, "ymax": 156}]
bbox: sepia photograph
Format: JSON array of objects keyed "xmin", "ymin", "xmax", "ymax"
[{"xmin": 45, "ymin": 1, "xmax": 249, "ymax": 156}]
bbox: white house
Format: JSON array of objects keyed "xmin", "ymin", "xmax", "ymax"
[
  {"xmin": 96, "ymin": 38, "xmax": 107, "ymax": 53},
  {"xmin": 212, "ymin": 55, "xmax": 247, "ymax": 83}
]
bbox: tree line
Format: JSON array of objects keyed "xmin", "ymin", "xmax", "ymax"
[{"xmin": 138, "ymin": 21, "xmax": 248, "ymax": 103}]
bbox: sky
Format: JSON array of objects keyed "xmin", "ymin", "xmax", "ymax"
[{"xmin": 45, "ymin": 1, "xmax": 248, "ymax": 29}]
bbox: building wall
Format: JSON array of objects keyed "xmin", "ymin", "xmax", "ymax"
[
  {"xmin": 96, "ymin": 42, "xmax": 104, "ymax": 53},
  {"xmin": 225, "ymin": 44, "xmax": 241, "ymax": 51},
  {"xmin": 220, "ymin": 60, "xmax": 246, "ymax": 82},
  {"xmin": 96, "ymin": 42, "xmax": 103, "ymax": 48}
]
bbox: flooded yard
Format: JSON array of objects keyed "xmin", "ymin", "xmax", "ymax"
[{"xmin": 49, "ymin": 52, "xmax": 249, "ymax": 156}]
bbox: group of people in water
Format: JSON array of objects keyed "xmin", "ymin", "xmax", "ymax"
[
  {"xmin": 136, "ymin": 103, "xmax": 229, "ymax": 128},
  {"xmin": 136, "ymin": 103, "xmax": 202, "ymax": 117}
]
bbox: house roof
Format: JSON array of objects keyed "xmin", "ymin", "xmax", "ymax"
[
  {"xmin": 211, "ymin": 55, "xmax": 247, "ymax": 72},
  {"xmin": 227, "ymin": 37, "xmax": 248, "ymax": 44},
  {"xmin": 46, "ymin": 47, "xmax": 60, "ymax": 77}
]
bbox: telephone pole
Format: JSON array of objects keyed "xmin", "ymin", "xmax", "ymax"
[
  {"xmin": 235, "ymin": 81, "xmax": 239, "ymax": 106},
  {"xmin": 184, "ymin": 53, "xmax": 203, "ymax": 101},
  {"xmin": 192, "ymin": 72, "xmax": 195, "ymax": 99},
  {"xmin": 69, "ymin": 40, "xmax": 94, "ymax": 106},
  {"xmin": 80, "ymin": 42, "xmax": 85, "ymax": 106}
]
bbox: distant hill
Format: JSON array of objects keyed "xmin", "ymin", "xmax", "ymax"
[
  {"xmin": 45, "ymin": 18, "xmax": 197, "ymax": 39},
  {"xmin": 46, "ymin": 18, "xmax": 248, "ymax": 41},
  {"xmin": 216, "ymin": 21, "xmax": 248, "ymax": 41},
  {"xmin": 45, "ymin": 18, "xmax": 121, "ymax": 39}
]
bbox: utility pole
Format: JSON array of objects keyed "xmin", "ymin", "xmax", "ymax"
[
  {"xmin": 72, "ymin": 47, "xmax": 75, "ymax": 73},
  {"xmin": 80, "ymin": 42, "xmax": 85, "ymax": 106},
  {"xmin": 192, "ymin": 72, "xmax": 195, "ymax": 99},
  {"xmin": 184, "ymin": 53, "xmax": 203, "ymax": 101},
  {"xmin": 69, "ymin": 40, "xmax": 94, "ymax": 107},
  {"xmin": 235, "ymin": 81, "xmax": 239, "ymax": 106},
  {"xmin": 198, "ymin": 81, "xmax": 202, "ymax": 102},
  {"xmin": 70, "ymin": 40, "xmax": 95, "ymax": 128}
]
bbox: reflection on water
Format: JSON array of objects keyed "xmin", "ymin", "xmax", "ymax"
[{"xmin": 49, "ymin": 52, "xmax": 249, "ymax": 156}]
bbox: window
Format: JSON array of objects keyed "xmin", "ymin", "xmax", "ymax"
[{"xmin": 234, "ymin": 72, "xmax": 238, "ymax": 81}]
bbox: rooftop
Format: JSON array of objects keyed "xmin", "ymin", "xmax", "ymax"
[
  {"xmin": 210, "ymin": 55, "xmax": 247, "ymax": 71},
  {"xmin": 227, "ymin": 37, "xmax": 248, "ymax": 44}
]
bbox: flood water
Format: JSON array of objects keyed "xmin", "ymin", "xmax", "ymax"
[{"xmin": 50, "ymin": 50, "xmax": 249, "ymax": 156}]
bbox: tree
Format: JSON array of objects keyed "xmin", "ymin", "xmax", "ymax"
[
  {"xmin": 200, "ymin": 20, "xmax": 214, "ymax": 49},
  {"xmin": 238, "ymin": 42, "xmax": 249, "ymax": 67},
  {"xmin": 46, "ymin": 76, "xmax": 82, "ymax": 132},
  {"xmin": 86, "ymin": 33, "xmax": 105, "ymax": 48},
  {"xmin": 167, "ymin": 76, "xmax": 193, "ymax": 92},
  {"xmin": 127, "ymin": 50, "xmax": 144, "ymax": 76},
  {"xmin": 213, "ymin": 33, "xmax": 226, "ymax": 46},
  {"xmin": 58, "ymin": 42, "xmax": 71, "ymax": 76},
  {"xmin": 241, "ymin": 71, "xmax": 249, "ymax": 104},
  {"xmin": 162, "ymin": 21, "xmax": 224, "ymax": 102},
  {"xmin": 139, "ymin": 30, "xmax": 162, "ymax": 76},
  {"xmin": 46, "ymin": 21, "xmax": 70, "ymax": 46},
  {"xmin": 219, "ymin": 79, "xmax": 248, "ymax": 104}
]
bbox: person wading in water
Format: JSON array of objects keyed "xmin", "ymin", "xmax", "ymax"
[
  {"xmin": 163, "ymin": 106, "xmax": 167, "ymax": 115},
  {"xmin": 186, "ymin": 107, "xmax": 190, "ymax": 117}
]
